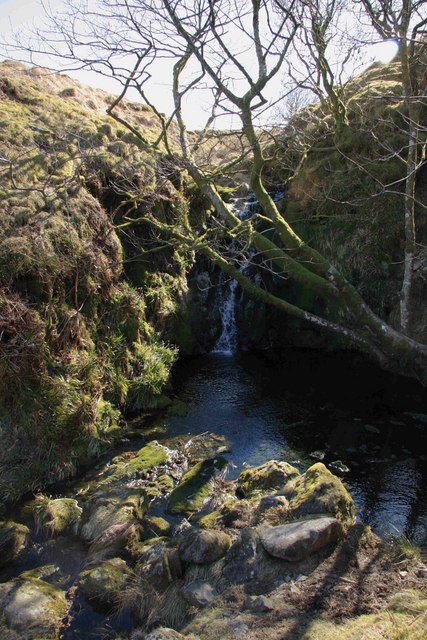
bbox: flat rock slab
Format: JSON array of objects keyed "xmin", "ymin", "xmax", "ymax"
[
  {"xmin": 259, "ymin": 517, "xmax": 343, "ymax": 562},
  {"xmin": 179, "ymin": 529, "xmax": 232, "ymax": 564}
]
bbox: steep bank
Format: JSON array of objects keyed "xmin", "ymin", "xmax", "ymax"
[{"xmin": 0, "ymin": 60, "xmax": 195, "ymax": 505}]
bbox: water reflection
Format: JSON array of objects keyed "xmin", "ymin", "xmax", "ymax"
[{"xmin": 163, "ymin": 350, "xmax": 427, "ymax": 542}]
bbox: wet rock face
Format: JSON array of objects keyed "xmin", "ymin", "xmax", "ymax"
[
  {"xmin": 259, "ymin": 517, "xmax": 343, "ymax": 562},
  {"xmin": 0, "ymin": 575, "xmax": 67, "ymax": 638},
  {"xmin": 0, "ymin": 520, "xmax": 30, "ymax": 568},
  {"xmin": 179, "ymin": 529, "xmax": 232, "ymax": 565}
]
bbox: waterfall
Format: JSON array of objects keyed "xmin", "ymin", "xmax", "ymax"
[
  {"xmin": 211, "ymin": 190, "xmax": 285, "ymax": 355},
  {"xmin": 212, "ymin": 275, "xmax": 239, "ymax": 354}
]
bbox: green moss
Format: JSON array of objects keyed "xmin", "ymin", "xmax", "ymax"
[
  {"xmin": 0, "ymin": 61, "xmax": 188, "ymax": 503},
  {"xmin": 78, "ymin": 558, "xmax": 129, "ymax": 610},
  {"xmin": 142, "ymin": 516, "xmax": 171, "ymax": 539},
  {"xmin": 167, "ymin": 457, "xmax": 228, "ymax": 515},
  {"xmin": 198, "ymin": 510, "xmax": 222, "ymax": 530},
  {"xmin": 289, "ymin": 463, "xmax": 355, "ymax": 521},
  {"xmin": 32, "ymin": 496, "xmax": 81, "ymax": 537},
  {"xmin": 105, "ymin": 441, "xmax": 170, "ymax": 484},
  {"xmin": 237, "ymin": 460, "xmax": 300, "ymax": 498}
]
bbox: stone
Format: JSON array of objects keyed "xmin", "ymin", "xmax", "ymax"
[
  {"xmin": 0, "ymin": 520, "xmax": 30, "ymax": 568},
  {"xmin": 222, "ymin": 528, "xmax": 259, "ymax": 583},
  {"xmin": 78, "ymin": 557, "xmax": 129, "ymax": 610},
  {"xmin": 0, "ymin": 575, "xmax": 67, "ymax": 637},
  {"xmin": 260, "ymin": 517, "xmax": 343, "ymax": 562},
  {"xmin": 244, "ymin": 594, "xmax": 274, "ymax": 612},
  {"xmin": 142, "ymin": 515, "xmax": 172, "ymax": 539},
  {"xmin": 138, "ymin": 542, "xmax": 182, "ymax": 588},
  {"xmin": 258, "ymin": 495, "xmax": 289, "ymax": 510},
  {"xmin": 179, "ymin": 529, "xmax": 232, "ymax": 565},
  {"xmin": 80, "ymin": 484, "xmax": 144, "ymax": 544},
  {"xmin": 167, "ymin": 457, "xmax": 228, "ymax": 515},
  {"xmin": 329, "ymin": 460, "xmax": 350, "ymax": 474},
  {"xmin": 288, "ymin": 463, "xmax": 355, "ymax": 520},
  {"xmin": 228, "ymin": 617, "xmax": 249, "ymax": 638},
  {"xmin": 237, "ymin": 460, "xmax": 300, "ymax": 498},
  {"xmin": 182, "ymin": 580, "xmax": 216, "ymax": 607}
]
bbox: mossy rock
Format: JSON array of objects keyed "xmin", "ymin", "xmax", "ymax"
[
  {"xmin": 141, "ymin": 515, "xmax": 172, "ymax": 539},
  {"xmin": 0, "ymin": 521, "xmax": 30, "ymax": 568},
  {"xmin": 136, "ymin": 541, "xmax": 182, "ymax": 589},
  {"xmin": 79, "ymin": 485, "xmax": 145, "ymax": 543},
  {"xmin": 78, "ymin": 557, "xmax": 130, "ymax": 610},
  {"xmin": 32, "ymin": 496, "xmax": 81, "ymax": 537},
  {"xmin": 288, "ymin": 463, "xmax": 355, "ymax": 521},
  {"xmin": 237, "ymin": 460, "xmax": 300, "ymax": 498},
  {"xmin": 104, "ymin": 441, "xmax": 172, "ymax": 485},
  {"xmin": 0, "ymin": 575, "xmax": 67, "ymax": 639},
  {"xmin": 167, "ymin": 457, "xmax": 228, "ymax": 515},
  {"xmin": 179, "ymin": 529, "xmax": 232, "ymax": 565}
]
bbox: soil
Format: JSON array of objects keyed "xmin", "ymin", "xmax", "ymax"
[{"xmin": 184, "ymin": 524, "xmax": 427, "ymax": 639}]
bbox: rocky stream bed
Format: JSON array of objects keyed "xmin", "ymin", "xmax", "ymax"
[{"xmin": 0, "ymin": 431, "xmax": 426, "ymax": 640}]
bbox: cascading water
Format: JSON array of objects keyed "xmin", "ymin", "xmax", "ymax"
[
  {"xmin": 212, "ymin": 196, "xmax": 249, "ymax": 355},
  {"xmin": 212, "ymin": 275, "xmax": 239, "ymax": 354},
  {"xmin": 212, "ymin": 191, "xmax": 285, "ymax": 354}
]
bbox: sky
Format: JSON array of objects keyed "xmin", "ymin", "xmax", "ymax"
[{"xmin": 0, "ymin": 0, "xmax": 399, "ymax": 130}]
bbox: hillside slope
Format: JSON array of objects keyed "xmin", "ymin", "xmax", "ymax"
[{"xmin": 0, "ymin": 60, "xmax": 191, "ymax": 505}]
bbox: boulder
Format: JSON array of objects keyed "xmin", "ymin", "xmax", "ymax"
[
  {"xmin": 287, "ymin": 463, "xmax": 355, "ymax": 520},
  {"xmin": 181, "ymin": 580, "xmax": 216, "ymax": 607},
  {"xmin": 78, "ymin": 557, "xmax": 130, "ymax": 610},
  {"xmin": 259, "ymin": 516, "xmax": 343, "ymax": 561},
  {"xmin": 79, "ymin": 485, "xmax": 144, "ymax": 544},
  {"xmin": 0, "ymin": 575, "xmax": 67, "ymax": 638},
  {"xmin": 179, "ymin": 529, "xmax": 232, "ymax": 565},
  {"xmin": 142, "ymin": 515, "xmax": 172, "ymax": 540},
  {"xmin": 0, "ymin": 520, "xmax": 30, "ymax": 568},
  {"xmin": 168, "ymin": 457, "xmax": 227, "ymax": 515},
  {"xmin": 137, "ymin": 542, "xmax": 182, "ymax": 588},
  {"xmin": 222, "ymin": 528, "xmax": 259, "ymax": 583},
  {"xmin": 237, "ymin": 460, "xmax": 300, "ymax": 498}
]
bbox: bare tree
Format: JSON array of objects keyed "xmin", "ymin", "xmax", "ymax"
[
  {"xmin": 359, "ymin": 0, "xmax": 427, "ymax": 332},
  {"xmin": 7, "ymin": 0, "xmax": 427, "ymax": 381}
]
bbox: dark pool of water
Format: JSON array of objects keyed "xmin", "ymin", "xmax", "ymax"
[{"xmin": 158, "ymin": 349, "xmax": 427, "ymax": 543}]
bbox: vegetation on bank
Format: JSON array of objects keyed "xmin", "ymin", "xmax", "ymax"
[{"xmin": 0, "ymin": 60, "xmax": 191, "ymax": 505}]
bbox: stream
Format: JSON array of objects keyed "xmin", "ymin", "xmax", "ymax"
[{"xmin": 157, "ymin": 349, "xmax": 427, "ymax": 543}]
